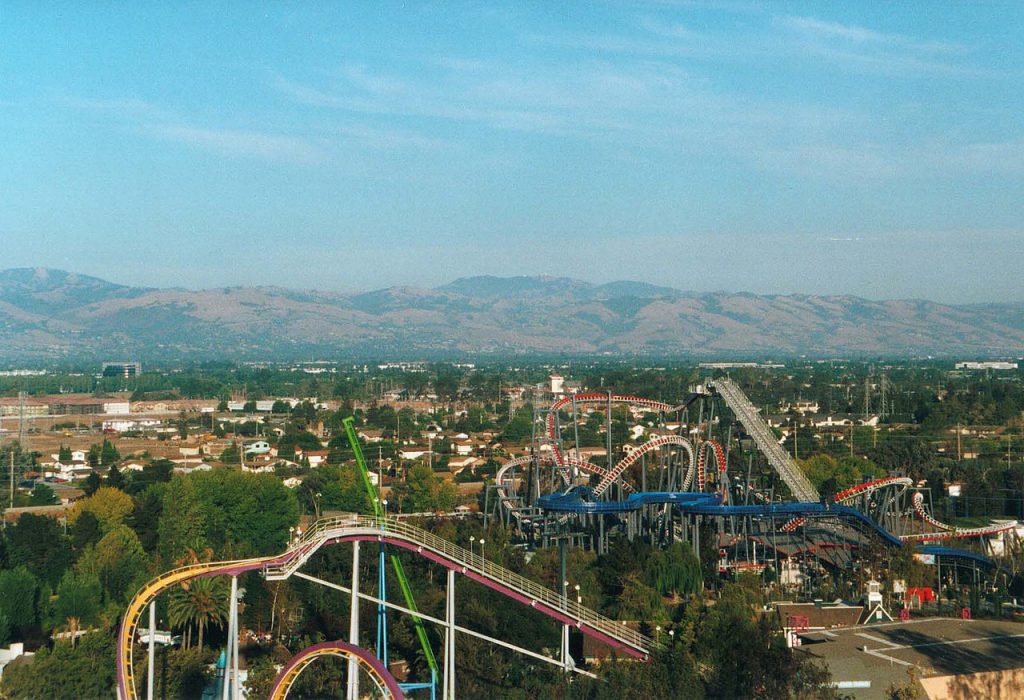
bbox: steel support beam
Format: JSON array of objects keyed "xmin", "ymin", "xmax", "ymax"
[
  {"xmin": 443, "ymin": 568, "xmax": 455, "ymax": 700},
  {"xmin": 232, "ymin": 576, "xmax": 240, "ymax": 700},
  {"xmin": 147, "ymin": 602, "xmax": 155, "ymax": 700},
  {"xmin": 292, "ymin": 570, "xmax": 598, "ymax": 678},
  {"xmin": 348, "ymin": 541, "xmax": 360, "ymax": 700}
]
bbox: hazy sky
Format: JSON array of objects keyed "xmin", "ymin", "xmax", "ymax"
[{"xmin": 1, "ymin": 2, "xmax": 1022, "ymax": 302}]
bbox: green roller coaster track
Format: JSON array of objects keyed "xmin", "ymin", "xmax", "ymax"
[{"xmin": 342, "ymin": 416, "xmax": 440, "ymax": 679}]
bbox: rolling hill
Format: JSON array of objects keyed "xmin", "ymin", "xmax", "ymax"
[{"xmin": 1, "ymin": 268, "xmax": 1022, "ymax": 362}]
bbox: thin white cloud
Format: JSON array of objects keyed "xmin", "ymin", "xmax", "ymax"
[
  {"xmin": 148, "ymin": 124, "xmax": 323, "ymax": 164},
  {"xmin": 777, "ymin": 15, "xmax": 991, "ymax": 78},
  {"xmin": 331, "ymin": 123, "xmax": 447, "ymax": 151},
  {"xmin": 274, "ymin": 71, "xmax": 575, "ymax": 136},
  {"xmin": 336, "ymin": 63, "xmax": 409, "ymax": 96},
  {"xmin": 59, "ymin": 92, "xmax": 327, "ymax": 165},
  {"xmin": 781, "ymin": 15, "xmax": 966, "ymax": 55},
  {"xmin": 55, "ymin": 94, "xmax": 176, "ymax": 121}
]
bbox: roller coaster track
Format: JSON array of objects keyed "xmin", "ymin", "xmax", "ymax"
[
  {"xmin": 903, "ymin": 491, "xmax": 1017, "ymax": 541},
  {"xmin": 117, "ymin": 515, "xmax": 649, "ymax": 700},
  {"xmin": 697, "ymin": 440, "xmax": 727, "ymax": 492},
  {"xmin": 495, "ymin": 454, "xmax": 635, "ymax": 524},
  {"xmin": 780, "ymin": 477, "xmax": 914, "ymax": 533},
  {"xmin": 916, "ymin": 545, "xmax": 997, "ymax": 569},
  {"xmin": 540, "ymin": 489, "xmax": 1003, "ymax": 568},
  {"xmin": 592, "ymin": 435, "xmax": 695, "ymax": 498},
  {"xmin": 547, "ymin": 394, "xmax": 675, "ymax": 469},
  {"xmin": 834, "ymin": 476, "xmax": 912, "ymax": 503},
  {"xmin": 709, "ymin": 378, "xmax": 819, "ymax": 502},
  {"xmin": 496, "ymin": 454, "xmax": 633, "ymax": 500},
  {"xmin": 538, "ymin": 492, "xmax": 904, "ymax": 548},
  {"xmin": 268, "ymin": 640, "xmax": 405, "ymax": 699},
  {"xmin": 540, "ymin": 487, "xmax": 720, "ymax": 514}
]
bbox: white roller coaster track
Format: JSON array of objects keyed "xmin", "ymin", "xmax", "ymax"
[{"xmin": 709, "ymin": 378, "xmax": 820, "ymax": 503}]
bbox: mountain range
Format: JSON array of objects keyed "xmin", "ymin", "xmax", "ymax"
[{"xmin": 0, "ymin": 268, "xmax": 1022, "ymax": 362}]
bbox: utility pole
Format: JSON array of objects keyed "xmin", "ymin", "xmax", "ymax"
[
  {"xmin": 957, "ymin": 423, "xmax": 962, "ymax": 462},
  {"xmin": 17, "ymin": 391, "xmax": 26, "ymax": 449},
  {"xmin": 793, "ymin": 421, "xmax": 798, "ymax": 460},
  {"xmin": 863, "ymin": 376, "xmax": 870, "ymax": 421},
  {"xmin": 606, "ymin": 392, "xmax": 613, "ymax": 498}
]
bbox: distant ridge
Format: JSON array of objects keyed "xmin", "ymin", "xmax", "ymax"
[{"xmin": 0, "ymin": 267, "xmax": 1022, "ymax": 361}]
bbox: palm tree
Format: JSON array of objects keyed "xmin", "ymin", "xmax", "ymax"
[
  {"xmin": 64, "ymin": 616, "xmax": 80, "ymax": 648},
  {"xmin": 167, "ymin": 576, "xmax": 230, "ymax": 650}
]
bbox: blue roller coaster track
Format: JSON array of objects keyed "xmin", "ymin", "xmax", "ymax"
[{"xmin": 538, "ymin": 488, "xmax": 994, "ymax": 568}]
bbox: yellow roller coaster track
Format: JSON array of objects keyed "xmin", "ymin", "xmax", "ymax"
[{"xmin": 268, "ymin": 640, "xmax": 405, "ymax": 699}]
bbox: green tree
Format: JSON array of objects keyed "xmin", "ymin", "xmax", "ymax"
[
  {"xmin": 277, "ymin": 430, "xmax": 322, "ymax": 453},
  {"xmin": 58, "ymin": 445, "xmax": 72, "ymax": 462},
  {"xmin": 71, "ymin": 510, "xmax": 103, "ymax": 552},
  {"xmin": 0, "ymin": 567, "xmax": 39, "ymax": 641},
  {"xmin": 6, "ymin": 513, "xmax": 72, "ymax": 587},
  {"xmin": 128, "ymin": 485, "xmax": 164, "ymax": 554},
  {"xmin": 798, "ymin": 454, "xmax": 875, "ymax": 494},
  {"xmin": 298, "ymin": 466, "xmax": 371, "ymax": 516},
  {"xmin": 51, "ymin": 571, "xmax": 102, "ymax": 643},
  {"xmin": 617, "ymin": 574, "xmax": 668, "ymax": 624},
  {"xmin": 219, "ymin": 442, "xmax": 241, "ymax": 464},
  {"xmin": 403, "ymin": 463, "xmax": 458, "ymax": 513},
  {"xmin": 105, "ymin": 463, "xmax": 126, "ymax": 490},
  {"xmin": 158, "ymin": 476, "xmax": 208, "ymax": 566},
  {"xmin": 29, "ymin": 483, "xmax": 58, "ymax": 506},
  {"xmin": 645, "ymin": 542, "xmax": 703, "ymax": 597},
  {"xmin": 243, "ymin": 655, "xmax": 279, "ymax": 699},
  {"xmin": 499, "ymin": 407, "xmax": 535, "ymax": 443},
  {"xmin": 78, "ymin": 525, "xmax": 148, "ymax": 602},
  {"xmin": 0, "ymin": 627, "xmax": 116, "ymax": 698},
  {"xmin": 161, "ymin": 647, "xmax": 215, "ymax": 698},
  {"xmin": 167, "ymin": 575, "xmax": 229, "ymax": 650},
  {"xmin": 69, "ymin": 487, "xmax": 134, "ymax": 532},
  {"xmin": 81, "ymin": 471, "xmax": 102, "ymax": 497},
  {"xmin": 189, "ymin": 470, "xmax": 299, "ymax": 556},
  {"xmin": 100, "ymin": 439, "xmax": 120, "ymax": 466},
  {"xmin": 176, "ymin": 411, "xmax": 189, "ymax": 439}
]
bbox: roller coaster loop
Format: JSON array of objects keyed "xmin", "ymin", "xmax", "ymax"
[{"xmin": 268, "ymin": 640, "xmax": 406, "ymax": 699}]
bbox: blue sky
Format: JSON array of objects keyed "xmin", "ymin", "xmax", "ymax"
[{"xmin": 1, "ymin": 2, "xmax": 1022, "ymax": 302}]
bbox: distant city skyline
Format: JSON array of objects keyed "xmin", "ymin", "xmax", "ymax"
[{"xmin": 2, "ymin": 3, "xmax": 1022, "ymax": 303}]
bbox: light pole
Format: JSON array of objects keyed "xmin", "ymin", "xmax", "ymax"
[
  {"xmin": 289, "ymin": 526, "xmax": 295, "ymax": 545},
  {"xmin": 575, "ymin": 583, "xmax": 581, "ymax": 605},
  {"xmin": 479, "ymin": 539, "xmax": 485, "ymax": 560},
  {"xmin": 313, "ymin": 491, "xmax": 322, "ymax": 519},
  {"xmin": 470, "ymin": 536, "xmax": 476, "ymax": 557}
]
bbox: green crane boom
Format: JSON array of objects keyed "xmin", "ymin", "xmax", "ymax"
[{"xmin": 342, "ymin": 416, "xmax": 439, "ymax": 676}]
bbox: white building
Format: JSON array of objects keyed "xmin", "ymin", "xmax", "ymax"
[
  {"xmin": 550, "ymin": 374, "xmax": 565, "ymax": 396},
  {"xmin": 245, "ymin": 441, "xmax": 271, "ymax": 455},
  {"xmin": 955, "ymin": 361, "xmax": 1018, "ymax": 370}
]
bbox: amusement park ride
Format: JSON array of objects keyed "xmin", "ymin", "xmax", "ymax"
[{"xmin": 118, "ymin": 378, "xmax": 1017, "ymax": 700}]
